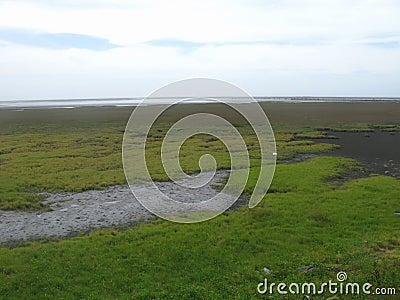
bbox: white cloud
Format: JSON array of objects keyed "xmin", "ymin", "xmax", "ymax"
[{"xmin": 0, "ymin": 0, "xmax": 399, "ymax": 99}]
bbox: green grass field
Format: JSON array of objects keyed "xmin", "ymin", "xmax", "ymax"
[
  {"xmin": 0, "ymin": 118, "xmax": 337, "ymax": 210},
  {"xmin": 0, "ymin": 104, "xmax": 399, "ymax": 299},
  {"xmin": 0, "ymin": 157, "xmax": 399, "ymax": 299}
]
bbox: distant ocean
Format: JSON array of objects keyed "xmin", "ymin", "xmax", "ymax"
[{"xmin": 0, "ymin": 97, "xmax": 399, "ymax": 110}]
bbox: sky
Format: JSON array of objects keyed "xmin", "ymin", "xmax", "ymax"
[{"xmin": 0, "ymin": 0, "xmax": 400, "ymax": 101}]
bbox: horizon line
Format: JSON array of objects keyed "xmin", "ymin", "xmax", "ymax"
[{"xmin": 1, "ymin": 95, "xmax": 400, "ymax": 103}]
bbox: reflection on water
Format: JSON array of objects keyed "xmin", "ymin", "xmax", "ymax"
[{"xmin": 1, "ymin": 97, "xmax": 399, "ymax": 110}]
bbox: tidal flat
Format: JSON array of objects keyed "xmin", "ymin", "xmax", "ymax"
[{"xmin": 0, "ymin": 102, "xmax": 399, "ymax": 299}]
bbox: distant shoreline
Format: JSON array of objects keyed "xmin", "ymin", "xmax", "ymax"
[
  {"xmin": 1, "ymin": 101, "xmax": 400, "ymax": 128},
  {"xmin": 1, "ymin": 96, "xmax": 400, "ymax": 111}
]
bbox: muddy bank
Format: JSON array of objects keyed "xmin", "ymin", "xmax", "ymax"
[
  {"xmin": 0, "ymin": 171, "xmax": 234, "ymax": 243},
  {"xmin": 315, "ymin": 130, "xmax": 400, "ymax": 177}
]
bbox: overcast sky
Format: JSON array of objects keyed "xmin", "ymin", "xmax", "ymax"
[{"xmin": 0, "ymin": 0, "xmax": 400, "ymax": 100}]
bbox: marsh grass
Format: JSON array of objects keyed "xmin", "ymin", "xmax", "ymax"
[
  {"xmin": 0, "ymin": 121, "xmax": 339, "ymax": 210},
  {"xmin": 0, "ymin": 157, "xmax": 399, "ymax": 299},
  {"xmin": 0, "ymin": 107, "xmax": 399, "ymax": 299}
]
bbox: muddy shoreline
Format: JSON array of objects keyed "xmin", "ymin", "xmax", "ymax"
[
  {"xmin": 0, "ymin": 171, "xmax": 234, "ymax": 243},
  {"xmin": 315, "ymin": 130, "xmax": 400, "ymax": 178}
]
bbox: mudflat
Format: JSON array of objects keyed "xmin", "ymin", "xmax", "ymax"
[{"xmin": 1, "ymin": 101, "xmax": 400, "ymax": 128}]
